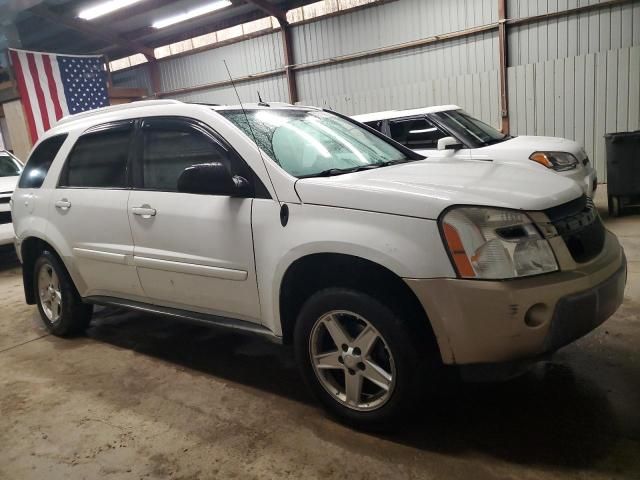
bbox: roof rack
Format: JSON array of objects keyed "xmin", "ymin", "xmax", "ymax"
[{"xmin": 55, "ymin": 99, "xmax": 183, "ymax": 127}]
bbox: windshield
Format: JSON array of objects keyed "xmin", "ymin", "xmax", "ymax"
[
  {"xmin": 432, "ymin": 110, "xmax": 508, "ymax": 147},
  {"xmin": 0, "ymin": 153, "xmax": 22, "ymax": 177},
  {"xmin": 219, "ymin": 109, "xmax": 410, "ymax": 178}
]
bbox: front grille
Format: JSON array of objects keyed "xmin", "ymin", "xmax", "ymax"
[
  {"xmin": 0, "ymin": 197, "xmax": 10, "ymax": 204},
  {"xmin": 544, "ymin": 195, "xmax": 605, "ymax": 263},
  {"xmin": 0, "ymin": 211, "xmax": 11, "ymax": 225}
]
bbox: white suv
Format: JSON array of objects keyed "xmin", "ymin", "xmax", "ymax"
[
  {"xmin": 0, "ymin": 150, "xmax": 23, "ymax": 247},
  {"xmin": 353, "ymin": 106, "xmax": 598, "ymax": 197},
  {"xmin": 12, "ymin": 100, "xmax": 626, "ymax": 428}
]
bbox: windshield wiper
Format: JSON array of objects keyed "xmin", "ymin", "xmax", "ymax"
[
  {"xmin": 484, "ymin": 135, "xmax": 512, "ymax": 146},
  {"xmin": 303, "ymin": 165, "xmax": 381, "ymax": 178},
  {"xmin": 375, "ymin": 158, "xmax": 412, "ymax": 167},
  {"xmin": 301, "ymin": 158, "xmax": 411, "ymax": 178}
]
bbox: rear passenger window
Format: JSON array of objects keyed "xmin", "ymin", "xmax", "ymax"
[
  {"xmin": 141, "ymin": 121, "xmax": 232, "ymax": 192},
  {"xmin": 18, "ymin": 134, "xmax": 67, "ymax": 188},
  {"xmin": 389, "ymin": 117, "xmax": 447, "ymax": 150},
  {"xmin": 61, "ymin": 124, "xmax": 132, "ymax": 188}
]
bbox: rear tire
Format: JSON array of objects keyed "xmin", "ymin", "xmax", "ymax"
[
  {"xmin": 294, "ymin": 287, "xmax": 435, "ymax": 430},
  {"xmin": 33, "ymin": 250, "xmax": 93, "ymax": 337}
]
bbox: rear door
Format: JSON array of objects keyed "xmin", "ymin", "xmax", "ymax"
[
  {"xmin": 387, "ymin": 115, "xmax": 473, "ymax": 160},
  {"xmin": 127, "ymin": 117, "xmax": 260, "ymax": 322},
  {"xmin": 50, "ymin": 121, "xmax": 145, "ymax": 300}
]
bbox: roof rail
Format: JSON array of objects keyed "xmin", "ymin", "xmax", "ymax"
[{"xmin": 55, "ymin": 99, "xmax": 183, "ymax": 127}]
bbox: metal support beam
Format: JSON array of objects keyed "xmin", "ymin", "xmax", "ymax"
[
  {"xmin": 147, "ymin": 58, "xmax": 162, "ymax": 98},
  {"xmin": 291, "ymin": 23, "xmax": 497, "ymax": 72},
  {"xmin": 279, "ymin": 21, "xmax": 298, "ymax": 104},
  {"xmin": 156, "ymin": 69, "xmax": 284, "ymax": 98},
  {"xmin": 245, "ymin": 0, "xmax": 288, "ymax": 23},
  {"xmin": 498, "ymin": 0, "xmax": 509, "ymax": 134},
  {"xmin": 29, "ymin": 4, "xmax": 155, "ymax": 59},
  {"xmin": 507, "ymin": 0, "xmax": 634, "ymax": 26}
]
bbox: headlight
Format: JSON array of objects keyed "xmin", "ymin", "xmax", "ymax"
[
  {"xmin": 529, "ymin": 151, "xmax": 578, "ymax": 171},
  {"xmin": 440, "ymin": 207, "xmax": 558, "ymax": 279}
]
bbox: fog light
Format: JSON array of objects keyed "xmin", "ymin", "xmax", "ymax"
[{"xmin": 524, "ymin": 303, "xmax": 550, "ymax": 327}]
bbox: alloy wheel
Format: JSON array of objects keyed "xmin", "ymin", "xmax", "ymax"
[
  {"xmin": 38, "ymin": 262, "xmax": 62, "ymax": 323},
  {"xmin": 309, "ymin": 310, "xmax": 396, "ymax": 411}
]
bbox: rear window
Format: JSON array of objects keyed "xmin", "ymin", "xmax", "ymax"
[
  {"xmin": 60, "ymin": 125, "xmax": 132, "ymax": 189},
  {"xmin": 18, "ymin": 135, "xmax": 67, "ymax": 188}
]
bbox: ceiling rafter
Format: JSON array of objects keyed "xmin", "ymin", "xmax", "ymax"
[
  {"xmin": 118, "ymin": 2, "xmax": 258, "ymax": 44},
  {"xmin": 29, "ymin": 4, "xmax": 156, "ymax": 59},
  {"xmin": 113, "ymin": 0, "xmax": 312, "ymax": 51},
  {"xmin": 91, "ymin": 0, "xmax": 178, "ymax": 24},
  {"xmin": 244, "ymin": 0, "xmax": 288, "ymax": 23}
]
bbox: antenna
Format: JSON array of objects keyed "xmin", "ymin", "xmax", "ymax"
[{"xmin": 223, "ymin": 60, "xmax": 280, "ymax": 203}]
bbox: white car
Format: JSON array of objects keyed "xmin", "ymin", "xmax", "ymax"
[
  {"xmin": 0, "ymin": 150, "xmax": 23, "ymax": 247},
  {"xmin": 353, "ymin": 106, "xmax": 598, "ymax": 197},
  {"xmin": 12, "ymin": 100, "xmax": 625, "ymax": 428}
]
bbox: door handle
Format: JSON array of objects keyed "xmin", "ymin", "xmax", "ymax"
[
  {"xmin": 55, "ymin": 199, "xmax": 71, "ymax": 210},
  {"xmin": 131, "ymin": 205, "xmax": 157, "ymax": 218}
]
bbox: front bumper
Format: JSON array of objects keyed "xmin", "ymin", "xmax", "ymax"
[
  {"xmin": 405, "ymin": 231, "xmax": 626, "ymax": 366},
  {"xmin": 0, "ymin": 222, "xmax": 14, "ymax": 247},
  {"xmin": 559, "ymin": 165, "xmax": 597, "ymax": 197}
]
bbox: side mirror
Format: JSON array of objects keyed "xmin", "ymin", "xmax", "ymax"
[
  {"xmin": 177, "ymin": 162, "xmax": 252, "ymax": 197},
  {"xmin": 437, "ymin": 136, "xmax": 463, "ymax": 151}
]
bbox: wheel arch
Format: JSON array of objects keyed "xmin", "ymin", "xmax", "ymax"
[
  {"xmin": 278, "ymin": 252, "xmax": 440, "ymax": 357},
  {"xmin": 20, "ymin": 236, "xmax": 74, "ymax": 304}
]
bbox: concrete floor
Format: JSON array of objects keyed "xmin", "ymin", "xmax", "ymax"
[{"xmin": 0, "ymin": 188, "xmax": 638, "ymax": 480}]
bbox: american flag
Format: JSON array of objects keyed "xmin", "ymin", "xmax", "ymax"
[{"xmin": 9, "ymin": 49, "xmax": 109, "ymax": 143}]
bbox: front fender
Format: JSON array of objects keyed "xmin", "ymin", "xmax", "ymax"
[{"xmin": 251, "ymin": 200, "xmax": 455, "ymax": 336}]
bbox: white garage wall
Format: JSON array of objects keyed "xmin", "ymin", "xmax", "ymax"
[
  {"xmin": 506, "ymin": 0, "xmax": 640, "ymax": 180},
  {"xmin": 292, "ymin": 0, "xmax": 500, "ymax": 127},
  {"xmin": 157, "ymin": 31, "xmax": 287, "ymax": 103},
  {"xmin": 112, "ymin": 0, "xmax": 640, "ymax": 180},
  {"xmin": 111, "ymin": 64, "xmax": 153, "ymax": 92}
]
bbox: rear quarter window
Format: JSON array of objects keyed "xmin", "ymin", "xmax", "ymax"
[{"xmin": 18, "ymin": 134, "xmax": 68, "ymax": 188}]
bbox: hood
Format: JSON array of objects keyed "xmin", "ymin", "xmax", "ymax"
[
  {"xmin": 0, "ymin": 175, "xmax": 19, "ymax": 194},
  {"xmin": 478, "ymin": 135, "xmax": 585, "ymax": 158},
  {"xmin": 294, "ymin": 159, "xmax": 583, "ymax": 219}
]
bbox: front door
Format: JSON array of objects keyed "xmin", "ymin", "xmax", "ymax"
[
  {"xmin": 127, "ymin": 117, "xmax": 260, "ymax": 322},
  {"xmin": 50, "ymin": 120, "xmax": 145, "ymax": 299}
]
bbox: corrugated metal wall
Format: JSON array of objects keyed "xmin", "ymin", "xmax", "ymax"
[
  {"xmin": 160, "ymin": 32, "xmax": 288, "ymax": 104},
  {"xmin": 506, "ymin": 0, "xmax": 640, "ymax": 180},
  {"xmin": 111, "ymin": 64, "xmax": 153, "ymax": 92},
  {"xmin": 112, "ymin": 0, "xmax": 640, "ymax": 179},
  {"xmin": 293, "ymin": 0, "xmax": 500, "ymax": 127}
]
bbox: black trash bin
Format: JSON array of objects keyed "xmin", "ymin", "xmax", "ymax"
[{"xmin": 605, "ymin": 130, "xmax": 640, "ymax": 216}]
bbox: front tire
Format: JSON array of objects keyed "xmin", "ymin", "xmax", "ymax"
[
  {"xmin": 294, "ymin": 288, "xmax": 433, "ymax": 429},
  {"xmin": 34, "ymin": 251, "xmax": 93, "ymax": 337}
]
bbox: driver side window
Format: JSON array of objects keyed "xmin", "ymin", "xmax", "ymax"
[
  {"xmin": 388, "ymin": 117, "xmax": 447, "ymax": 150},
  {"xmin": 141, "ymin": 120, "xmax": 232, "ymax": 192}
]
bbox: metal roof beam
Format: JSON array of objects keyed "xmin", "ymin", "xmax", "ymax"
[
  {"xmin": 29, "ymin": 4, "xmax": 156, "ymax": 59},
  {"xmin": 244, "ymin": 0, "xmax": 288, "ymax": 23}
]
